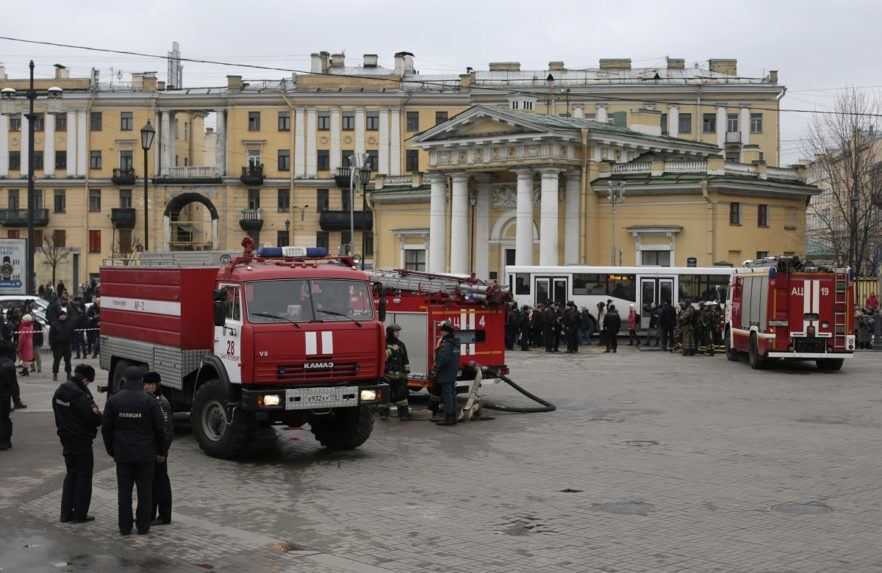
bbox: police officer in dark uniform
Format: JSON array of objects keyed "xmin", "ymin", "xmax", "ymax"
[
  {"xmin": 433, "ymin": 321, "xmax": 461, "ymax": 426},
  {"xmin": 382, "ymin": 324, "xmax": 412, "ymax": 421},
  {"xmin": 144, "ymin": 371, "xmax": 174, "ymax": 526},
  {"xmin": 542, "ymin": 304, "xmax": 556, "ymax": 353},
  {"xmin": 0, "ymin": 342, "xmax": 17, "ymax": 450},
  {"xmin": 53, "ymin": 364, "xmax": 102, "ymax": 523},
  {"xmin": 101, "ymin": 366, "xmax": 166, "ymax": 535}
]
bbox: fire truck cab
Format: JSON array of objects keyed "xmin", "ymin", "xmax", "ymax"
[
  {"xmin": 724, "ymin": 256, "xmax": 856, "ymax": 371},
  {"xmin": 100, "ymin": 241, "xmax": 389, "ymax": 459}
]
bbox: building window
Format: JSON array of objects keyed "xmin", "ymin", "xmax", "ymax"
[
  {"xmin": 318, "ymin": 112, "xmax": 330, "ymax": 130},
  {"xmin": 120, "ymin": 150, "xmax": 134, "ymax": 170},
  {"xmin": 277, "ymin": 230, "xmax": 289, "ymax": 247},
  {"xmin": 52, "ymin": 229, "xmax": 66, "ymax": 248},
  {"xmin": 702, "ymin": 114, "xmax": 716, "ymax": 133},
  {"xmin": 727, "ymin": 113, "xmax": 739, "ymax": 133},
  {"xmin": 342, "ymin": 112, "xmax": 355, "ymax": 131},
  {"xmin": 117, "ymin": 229, "xmax": 132, "ymax": 254},
  {"xmin": 341, "ymin": 150, "xmax": 354, "ymax": 168},
  {"xmin": 9, "ymin": 114, "xmax": 21, "ymax": 131},
  {"xmin": 751, "ymin": 113, "xmax": 763, "ymax": 134},
  {"xmin": 406, "ymin": 149, "xmax": 419, "ymax": 173},
  {"xmin": 90, "ymin": 112, "xmax": 102, "ymax": 131},
  {"xmin": 53, "ymin": 189, "xmax": 66, "ymax": 213},
  {"xmin": 120, "ymin": 111, "xmax": 133, "ymax": 131},
  {"xmin": 678, "ymin": 113, "xmax": 692, "ymax": 134},
  {"xmin": 366, "ymin": 150, "xmax": 379, "ymax": 171},
  {"xmin": 248, "ymin": 188, "xmax": 260, "ymax": 210},
  {"xmin": 248, "ymin": 111, "xmax": 261, "ymax": 131},
  {"xmin": 341, "ymin": 230, "xmax": 352, "ymax": 253},
  {"xmin": 641, "ymin": 250, "xmax": 671, "ymax": 266},
  {"xmin": 89, "ymin": 189, "xmax": 102, "ymax": 212},
  {"xmin": 730, "ymin": 202, "xmax": 741, "ymax": 225},
  {"xmin": 119, "ymin": 189, "xmax": 132, "ymax": 209},
  {"xmin": 34, "ymin": 151, "xmax": 44, "ymax": 170},
  {"xmin": 8, "ymin": 151, "xmax": 20, "ymax": 171},
  {"xmin": 435, "ymin": 111, "xmax": 448, "ymax": 125},
  {"xmin": 341, "ymin": 188, "xmax": 351, "ymax": 212},
  {"xmin": 756, "ymin": 251, "xmax": 769, "ymax": 260},
  {"xmin": 7, "ymin": 189, "xmax": 19, "ymax": 210},
  {"xmin": 757, "ymin": 204, "xmax": 768, "ymax": 227},
  {"xmin": 317, "ymin": 189, "xmax": 329, "ymax": 212},
  {"xmin": 363, "ymin": 231, "xmax": 373, "ymax": 257},
  {"xmin": 317, "ymin": 150, "xmax": 330, "ymax": 171},
  {"xmin": 404, "ymin": 248, "xmax": 426, "ymax": 271},
  {"xmin": 88, "ymin": 230, "xmax": 101, "ymax": 254},
  {"xmin": 366, "ymin": 112, "xmax": 379, "ymax": 131},
  {"xmin": 277, "ymin": 189, "xmax": 289, "ymax": 212},
  {"xmin": 660, "ymin": 113, "xmax": 668, "ymax": 136},
  {"xmin": 406, "ymin": 111, "xmax": 419, "ymax": 132},
  {"xmin": 33, "ymin": 190, "xmax": 43, "ymax": 210},
  {"xmin": 316, "ymin": 231, "xmax": 329, "ymax": 250},
  {"xmin": 246, "ymin": 149, "xmax": 261, "ymax": 168},
  {"xmin": 278, "ymin": 149, "xmax": 290, "ymax": 171},
  {"xmin": 278, "ymin": 111, "xmax": 290, "ymax": 131},
  {"xmin": 56, "ymin": 151, "xmax": 66, "ymax": 170},
  {"xmin": 33, "ymin": 113, "xmax": 44, "ymax": 131},
  {"xmin": 55, "ymin": 113, "xmax": 66, "ymax": 132},
  {"xmin": 89, "ymin": 151, "xmax": 102, "ymax": 170},
  {"xmin": 7, "ymin": 230, "xmax": 19, "ymax": 239}
]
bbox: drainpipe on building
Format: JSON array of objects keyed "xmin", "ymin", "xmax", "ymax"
[
  {"xmin": 580, "ymin": 128, "xmax": 589, "ymax": 264},
  {"xmin": 776, "ymin": 87, "xmax": 786, "ymax": 167},
  {"xmin": 82, "ymin": 94, "xmax": 95, "ymax": 293},
  {"xmin": 701, "ymin": 179, "xmax": 715, "ymax": 263}
]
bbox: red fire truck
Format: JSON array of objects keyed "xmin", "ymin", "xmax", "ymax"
[
  {"xmin": 724, "ymin": 257, "xmax": 856, "ymax": 370},
  {"xmin": 372, "ymin": 269, "xmax": 510, "ymax": 390},
  {"xmin": 99, "ymin": 240, "xmax": 389, "ymax": 459}
]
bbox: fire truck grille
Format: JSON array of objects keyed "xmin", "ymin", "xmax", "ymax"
[
  {"xmin": 274, "ymin": 363, "xmax": 359, "ymax": 381},
  {"xmin": 794, "ymin": 338, "xmax": 827, "ymax": 353}
]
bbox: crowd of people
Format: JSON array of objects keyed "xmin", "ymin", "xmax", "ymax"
[{"xmin": 856, "ymin": 292, "xmax": 880, "ymax": 349}]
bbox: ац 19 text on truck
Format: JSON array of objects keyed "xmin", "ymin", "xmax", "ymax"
[{"xmin": 100, "ymin": 241, "xmax": 389, "ymax": 459}]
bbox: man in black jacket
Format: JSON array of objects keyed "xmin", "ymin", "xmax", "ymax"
[
  {"xmin": 433, "ymin": 322, "xmax": 461, "ymax": 426},
  {"xmin": 102, "ymin": 366, "xmax": 166, "ymax": 535},
  {"xmin": 50, "ymin": 308, "xmax": 78, "ymax": 382},
  {"xmin": 144, "ymin": 371, "xmax": 174, "ymax": 526},
  {"xmin": 603, "ymin": 304, "xmax": 622, "ymax": 353},
  {"xmin": 53, "ymin": 364, "xmax": 102, "ymax": 523},
  {"xmin": 0, "ymin": 345, "xmax": 17, "ymax": 450},
  {"xmin": 659, "ymin": 301, "xmax": 676, "ymax": 351}
]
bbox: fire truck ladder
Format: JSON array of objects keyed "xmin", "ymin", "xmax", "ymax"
[
  {"xmin": 371, "ymin": 269, "xmax": 495, "ymax": 301},
  {"xmin": 833, "ymin": 271, "xmax": 849, "ymax": 350}
]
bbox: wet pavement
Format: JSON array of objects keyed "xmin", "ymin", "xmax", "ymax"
[{"xmin": 2, "ymin": 347, "xmax": 882, "ymax": 572}]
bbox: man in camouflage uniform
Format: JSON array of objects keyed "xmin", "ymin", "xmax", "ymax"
[
  {"xmin": 382, "ymin": 324, "xmax": 411, "ymax": 421},
  {"xmin": 678, "ymin": 301, "xmax": 698, "ymax": 356},
  {"xmin": 698, "ymin": 303, "xmax": 716, "ymax": 356}
]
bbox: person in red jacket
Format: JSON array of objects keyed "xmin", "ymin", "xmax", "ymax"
[{"xmin": 866, "ymin": 293, "xmax": 879, "ymax": 312}]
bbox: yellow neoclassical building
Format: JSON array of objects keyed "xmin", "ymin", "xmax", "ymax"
[{"xmin": 0, "ymin": 50, "xmax": 809, "ymax": 290}]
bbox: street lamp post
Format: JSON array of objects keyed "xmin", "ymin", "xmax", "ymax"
[
  {"xmin": 608, "ymin": 181, "xmax": 625, "ymax": 266},
  {"xmin": 140, "ymin": 120, "xmax": 156, "ymax": 251}
]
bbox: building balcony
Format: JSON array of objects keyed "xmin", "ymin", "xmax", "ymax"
[
  {"xmin": 318, "ymin": 209, "xmax": 373, "ymax": 231},
  {"xmin": 112, "ymin": 168, "xmax": 136, "ymax": 185},
  {"xmin": 0, "ymin": 208, "xmax": 50, "ymax": 227},
  {"xmin": 153, "ymin": 166, "xmax": 222, "ymax": 185},
  {"xmin": 725, "ymin": 131, "xmax": 742, "ymax": 144},
  {"xmin": 239, "ymin": 208, "xmax": 263, "ymax": 231},
  {"xmin": 111, "ymin": 208, "xmax": 136, "ymax": 229},
  {"xmin": 240, "ymin": 164, "xmax": 264, "ymax": 186}
]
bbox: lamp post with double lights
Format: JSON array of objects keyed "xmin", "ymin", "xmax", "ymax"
[
  {"xmin": 140, "ymin": 120, "xmax": 156, "ymax": 251},
  {"xmin": 335, "ymin": 153, "xmax": 372, "ymax": 267},
  {"xmin": 0, "ymin": 60, "xmax": 64, "ymax": 295}
]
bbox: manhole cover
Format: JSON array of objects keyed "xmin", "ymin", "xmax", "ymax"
[
  {"xmin": 771, "ymin": 501, "xmax": 833, "ymax": 515},
  {"xmin": 496, "ymin": 515, "xmax": 554, "ymax": 536},
  {"xmin": 624, "ymin": 440, "xmax": 659, "ymax": 447},
  {"xmin": 592, "ymin": 500, "xmax": 655, "ymax": 516}
]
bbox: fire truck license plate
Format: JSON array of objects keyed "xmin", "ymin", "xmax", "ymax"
[{"xmin": 285, "ymin": 386, "xmax": 359, "ymax": 410}]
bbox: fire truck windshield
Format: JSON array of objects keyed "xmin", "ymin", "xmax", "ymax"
[{"xmin": 245, "ymin": 279, "xmax": 373, "ymax": 323}]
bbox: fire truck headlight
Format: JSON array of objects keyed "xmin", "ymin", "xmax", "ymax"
[
  {"xmin": 262, "ymin": 394, "xmax": 281, "ymax": 407},
  {"xmin": 360, "ymin": 389, "xmax": 377, "ymax": 402}
]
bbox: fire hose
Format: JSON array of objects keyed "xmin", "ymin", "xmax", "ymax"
[{"xmin": 480, "ymin": 368, "xmax": 556, "ymax": 414}]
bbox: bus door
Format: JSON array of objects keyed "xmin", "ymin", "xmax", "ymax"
[
  {"xmin": 535, "ymin": 276, "xmax": 569, "ymax": 306},
  {"xmin": 638, "ymin": 277, "xmax": 674, "ymax": 329}
]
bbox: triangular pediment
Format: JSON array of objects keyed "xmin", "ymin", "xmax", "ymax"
[{"xmin": 411, "ymin": 105, "xmax": 558, "ymax": 145}]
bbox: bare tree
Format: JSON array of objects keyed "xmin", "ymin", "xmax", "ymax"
[
  {"xmin": 806, "ymin": 89, "xmax": 882, "ymax": 276},
  {"xmin": 38, "ymin": 235, "xmax": 71, "ymax": 286}
]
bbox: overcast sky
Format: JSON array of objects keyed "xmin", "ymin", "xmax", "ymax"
[{"xmin": 3, "ymin": 0, "xmax": 881, "ymax": 164}]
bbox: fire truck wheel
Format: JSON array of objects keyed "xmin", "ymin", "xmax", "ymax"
[
  {"xmin": 748, "ymin": 335, "xmax": 765, "ymax": 370},
  {"xmin": 724, "ymin": 329, "xmax": 739, "ymax": 362},
  {"xmin": 817, "ymin": 358, "xmax": 844, "ymax": 372},
  {"xmin": 191, "ymin": 379, "xmax": 254, "ymax": 459},
  {"xmin": 309, "ymin": 406, "xmax": 374, "ymax": 451},
  {"xmin": 110, "ymin": 360, "xmax": 131, "ymax": 394}
]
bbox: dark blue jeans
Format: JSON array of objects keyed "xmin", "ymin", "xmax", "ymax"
[{"xmin": 440, "ymin": 381, "xmax": 457, "ymax": 420}]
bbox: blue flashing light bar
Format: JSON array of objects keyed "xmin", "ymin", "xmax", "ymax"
[{"xmin": 257, "ymin": 246, "xmax": 329, "ymax": 258}]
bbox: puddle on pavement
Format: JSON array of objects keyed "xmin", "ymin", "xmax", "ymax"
[
  {"xmin": 496, "ymin": 514, "xmax": 555, "ymax": 536},
  {"xmin": 591, "ymin": 499, "xmax": 655, "ymax": 516},
  {"xmin": 559, "ymin": 488, "xmax": 583, "ymax": 493},
  {"xmin": 624, "ymin": 440, "xmax": 659, "ymax": 447},
  {"xmin": 771, "ymin": 501, "xmax": 833, "ymax": 515},
  {"xmin": 796, "ymin": 415, "xmax": 849, "ymax": 425}
]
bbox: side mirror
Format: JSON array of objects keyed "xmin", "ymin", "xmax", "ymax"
[
  {"xmin": 213, "ymin": 301, "xmax": 226, "ymax": 327},
  {"xmin": 378, "ymin": 287, "xmax": 387, "ymax": 323}
]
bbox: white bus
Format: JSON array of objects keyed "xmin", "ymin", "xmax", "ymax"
[{"xmin": 505, "ymin": 265, "xmax": 734, "ymax": 330}]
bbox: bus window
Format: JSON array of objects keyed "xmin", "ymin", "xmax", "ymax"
[
  {"xmin": 573, "ymin": 273, "xmax": 607, "ymax": 296},
  {"xmin": 515, "ymin": 273, "xmax": 531, "ymax": 295},
  {"xmin": 607, "ymin": 274, "xmax": 635, "ymax": 302},
  {"xmin": 706, "ymin": 275, "xmax": 730, "ymax": 302},
  {"xmin": 679, "ymin": 275, "xmax": 700, "ymax": 301}
]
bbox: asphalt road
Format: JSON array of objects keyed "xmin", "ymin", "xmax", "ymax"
[{"xmin": 1, "ymin": 346, "xmax": 881, "ymax": 572}]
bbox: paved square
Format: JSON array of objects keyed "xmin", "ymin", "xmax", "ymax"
[{"xmin": 2, "ymin": 347, "xmax": 881, "ymax": 572}]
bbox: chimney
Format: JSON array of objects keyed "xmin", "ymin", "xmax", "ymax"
[
  {"xmin": 488, "ymin": 62, "xmax": 521, "ymax": 72},
  {"xmin": 310, "ymin": 52, "xmax": 331, "ymax": 73},
  {"xmin": 142, "ymin": 72, "xmax": 157, "ymax": 92},
  {"xmin": 54, "ymin": 64, "xmax": 69, "ymax": 80},
  {"xmin": 666, "ymin": 57, "xmax": 685, "ymax": 70},
  {"xmin": 572, "ymin": 106, "xmax": 584, "ymax": 119},
  {"xmin": 0, "ymin": 64, "xmax": 6, "ymax": 80},
  {"xmin": 131, "ymin": 73, "xmax": 144, "ymax": 90},
  {"xmin": 708, "ymin": 59, "xmax": 737, "ymax": 75},
  {"xmin": 363, "ymin": 54, "xmax": 378, "ymax": 68},
  {"xmin": 394, "ymin": 51, "xmax": 416, "ymax": 76},
  {"xmin": 767, "ymin": 70, "xmax": 778, "ymax": 84},
  {"xmin": 227, "ymin": 75, "xmax": 242, "ymax": 90},
  {"xmin": 599, "ymin": 58, "xmax": 631, "ymax": 71},
  {"xmin": 548, "ymin": 61, "xmax": 566, "ymax": 72},
  {"xmin": 158, "ymin": 80, "xmax": 166, "ymax": 90},
  {"xmin": 330, "ymin": 53, "xmax": 345, "ymax": 69}
]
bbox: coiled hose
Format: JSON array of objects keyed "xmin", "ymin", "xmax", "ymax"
[{"xmin": 481, "ymin": 369, "xmax": 557, "ymax": 414}]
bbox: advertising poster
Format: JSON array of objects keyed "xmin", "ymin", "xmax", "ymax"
[{"xmin": 0, "ymin": 238, "xmax": 27, "ymax": 294}]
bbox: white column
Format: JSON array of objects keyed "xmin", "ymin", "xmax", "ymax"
[
  {"xmin": 77, "ymin": 111, "xmax": 87, "ymax": 175},
  {"xmin": 668, "ymin": 105, "xmax": 679, "ymax": 139},
  {"xmin": 214, "ymin": 109, "xmax": 226, "ymax": 175},
  {"xmin": 0, "ymin": 114, "xmax": 8, "ymax": 176},
  {"xmin": 160, "ymin": 111, "xmax": 171, "ymax": 175},
  {"xmin": 716, "ymin": 106, "xmax": 726, "ymax": 150},
  {"xmin": 378, "ymin": 109, "xmax": 390, "ymax": 174},
  {"xmin": 20, "ymin": 114, "xmax": 29, "ymax": 175},
  {"xmin": 740, "ymin": 106, "xmax": 750, "ymax": 146},
  {"xmin": 449, "ymin": 172, "xmax": 470, "ymax": 275},
  {"xmin": 66, "ymin": 111, "xmax": 77, "ymax": 175},
  {"xmin": 305, "ymin": 109, "xmax": 317, "ymax": 176},
  {"xmin": 153, "ymin": 112, "xmax": 161, "ymax": 175},
  {"xmin": 596, "ymin": 103, "xmax": 608, "ymax": 123},
  {"xmin": 294, "ymin": 107, "xmax": 306, "ymax": 177},
  {"xmin": 428, "ymin": 173, "xmax": 448, "ymax": 273},
  {"xmin": 514, "ymin": 168, "xmax": 534, "ymax": 266},
  {"xmin": 539, "ymin": 168, "xmax": 561, "ymax": 266},
  {"xmin": 389, "ymin": 108, "xmax": 401, "ymax": 176},
  {"xmin": 329, "ymin": 109, "xmax": 341, "ymax": 172},
  {"xmin": 564, "ymin": 169, "xmax": 581, "ymax": 265},
  {"xmin": 474, "ymin": 179, "xmax": 491, "ymax": 280},
  {"xmin": 44, "ymin": 113, "xmax": 55, "ymax": 175},
  {"xmin": 354, "ymin": 108, "xmax": 366, "ymax": 158}
]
